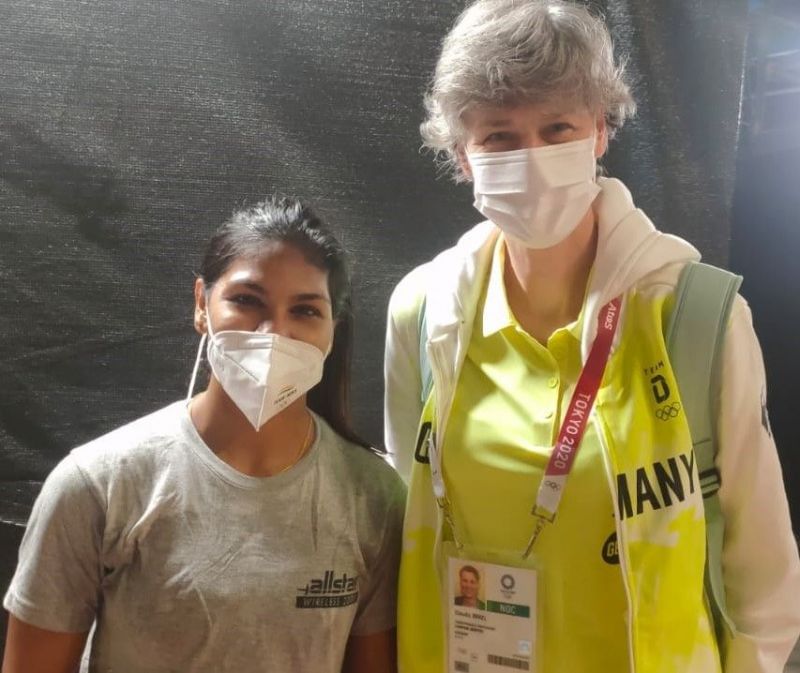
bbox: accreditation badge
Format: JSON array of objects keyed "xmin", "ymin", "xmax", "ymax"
[
  {"xmin": 430, "ymin": 299, "xmax": 621, "ymax": 673},
  {"xmin": 444, "ymin": 545, "xmax": 539, "ymax": 673}
]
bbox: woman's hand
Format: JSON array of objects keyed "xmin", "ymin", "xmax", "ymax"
[
  {"xmin": 341, "ymin": 628, "xmax": 397, "ymax": 673},
  {"xmin": 2, "ymin": 615, "xmax": 88, "ymax": 673}
]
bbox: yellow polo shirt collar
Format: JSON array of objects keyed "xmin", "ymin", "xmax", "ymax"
[{"xmin": 482, "ymin": 236, "xmax": 583, "ymax": 345}]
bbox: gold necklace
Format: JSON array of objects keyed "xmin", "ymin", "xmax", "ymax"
[{"xmin": 273, "ymin": 413, "xmax": 314, "ymax": 476}]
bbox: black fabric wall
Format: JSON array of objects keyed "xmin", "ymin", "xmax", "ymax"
[
  {"xmin": 0, "ymin": 0, "xmax": 758, "ymax": 648},
  {"xmin": 731, "ymin": 1, "xmax": 800, "ymax": 537}
]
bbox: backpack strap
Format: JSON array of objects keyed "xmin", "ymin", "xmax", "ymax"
[
  {"xmin": 418, "ymin": 296, "xmax": 433, "ymax": 405},
  {"xmin": 665, "ymin": 261, "xmax": 742, "ymax": 640}
]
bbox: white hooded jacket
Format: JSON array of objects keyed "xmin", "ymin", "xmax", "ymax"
[{"xmin": 384, "ymin": 178, "xmax": 800, "ymax": 672}]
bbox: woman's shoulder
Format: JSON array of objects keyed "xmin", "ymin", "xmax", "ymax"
[
  {"xmin": 69, "ymin": 401, "xmax": 190, "ymax": 486},
  {"xmin": 629, "ymin": 261, "xmax": 749, "ymax": 316},
  {"xmin": 388, "ymin": 221, "xmax": 498, "ymax": 324},
  {"xmin": 628, "ymin": 260, "xmax": 695, "ymax": 297},
  {"xmin": 317, "ymin": 418, "xmax": 406, "ymax": 502},
  {"xmin": 31, "ymin": 402, "xmax": 189, "ymax": 516},
  {"xmin": 388, "ymin": 262, "xmax": 431, "ymax": 324}
]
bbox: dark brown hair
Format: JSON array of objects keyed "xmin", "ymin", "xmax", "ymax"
[
  {"xmin": 459, "ymin": 565, "xmax": 481, "ymax": 581},
  {"xmin": 199, "ymin": 196, "xmax": 373, "ymax": 452}
]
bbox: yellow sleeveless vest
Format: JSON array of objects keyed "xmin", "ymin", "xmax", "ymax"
[{"xmin": 397, "ymin": 287, "xmax": 721, "ymax": 673}]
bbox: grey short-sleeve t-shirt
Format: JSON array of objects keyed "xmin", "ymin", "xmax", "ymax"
[{"xmin": 4, "ymin": 402, "xmax": 406, "ymax": 673}]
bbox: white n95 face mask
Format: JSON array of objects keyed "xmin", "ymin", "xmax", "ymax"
[
  {"xmin": 468, "ymin": 135, "xmax": 601, "ymax": 249},
  {"xmin": 187, "ymin": 316, "xmax": 325, "ymax": 431}
]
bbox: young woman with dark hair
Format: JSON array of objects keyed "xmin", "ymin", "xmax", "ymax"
[{"xmin": 3, "ymin": 196, "xmax": 404, "ymax": 673}]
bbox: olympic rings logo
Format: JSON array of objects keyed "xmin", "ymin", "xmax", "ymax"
[{"xmin": 655, "ymin": 402, "xmax": 681, "ymax": 421}]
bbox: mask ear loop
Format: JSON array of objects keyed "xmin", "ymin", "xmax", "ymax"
[
  {"xmin": 188, "ymin": 290, "xmax": 213, "ymax": 402},
  {"xmin": 186, "ymin": 333, "xmax": 207, "ymax": 402}
]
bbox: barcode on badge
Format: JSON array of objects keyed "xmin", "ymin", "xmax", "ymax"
[
  {"xmin": 454, "ymin": 661, "xmax": 470, "ymax": 672},
  {"xmin": 487, "ymin": 654, "xmax": 530, "ymax": 670}
]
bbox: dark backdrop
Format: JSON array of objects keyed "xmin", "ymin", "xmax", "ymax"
[
  {"xmin": 3, "ymin": 0, "xmax": 780, "ymax": 653},
  {"xmin": 730, "ymin": 0, "xmax": 800, "ymax": 544}
]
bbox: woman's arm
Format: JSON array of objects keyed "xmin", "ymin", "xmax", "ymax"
[
  {"xmin": 345, "ymin": 457, "xmax": 405, "ymax": 673},
  {"xmin": 2, "ymin": 455, "xmax": 104, "ymax": 669},
  {"xmin": 384, "ymin": 266, "xmax": 428, "ymax": 481},
  {"xmin": 716, "ymin": 298, "xmax": 800, "ymax": 672},
  {"xmin": 2, "ymin": 615, "xmax": 88, "ymax": 673},
  {"xmin": 342, "ymin": 628, "xmax": 397, "ymax": 673}
]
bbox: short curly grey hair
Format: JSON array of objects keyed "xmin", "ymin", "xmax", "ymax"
[{"xmin": 421, "ymin": 0, "xmax": 636, "ymax": 180}]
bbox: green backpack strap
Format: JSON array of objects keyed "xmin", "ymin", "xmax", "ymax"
[
  {"xmin": 418, "ymin": 297, "xmax": 433, "ymax": 405},
  {"xmin": 665, "ymin": 261, "xmax": 742, "ymax": 641}
]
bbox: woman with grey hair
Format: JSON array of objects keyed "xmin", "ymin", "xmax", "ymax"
[{"xmin": 384, "ymin": 1, "xmax": 800, "ymax": 672}]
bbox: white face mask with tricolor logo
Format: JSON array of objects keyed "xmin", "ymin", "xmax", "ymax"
[{"xmin": 187, "ymin": 313, "xmax": 325, "ymax": 431}]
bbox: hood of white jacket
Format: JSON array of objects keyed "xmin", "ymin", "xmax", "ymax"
[{"xmin": 424, "ymin": 177, "xmax": 701, "ymax": 361}]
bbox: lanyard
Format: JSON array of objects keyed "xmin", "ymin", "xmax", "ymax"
[
  {"xmin": 428, "ymin": 296, "xmax": 623, "ymax": 558},
  {"xmin": 522, "ymin": 296, "xmax": 622, "ymax": 557}
]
